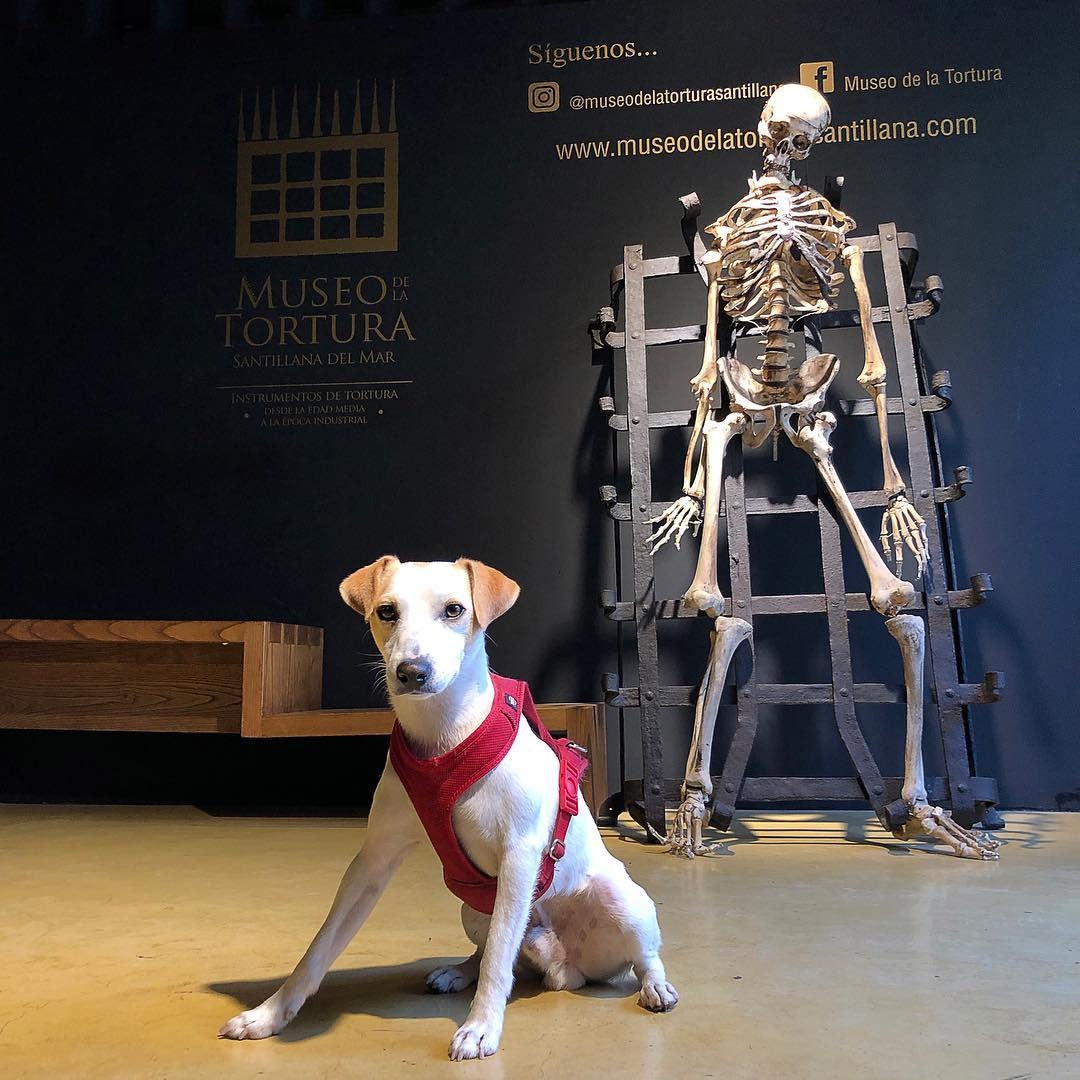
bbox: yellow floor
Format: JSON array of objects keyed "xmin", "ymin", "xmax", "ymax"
[{"xmin": 0, "ymin": 806, "xmax": 1077, "ymax": 1079}]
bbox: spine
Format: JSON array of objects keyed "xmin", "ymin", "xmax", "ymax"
[{"xmin": 758, "ymin": 261, "xmax": 792, "ymax": 385}]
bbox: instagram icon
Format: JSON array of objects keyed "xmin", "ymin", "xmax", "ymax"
[{"xmin": 528, "ymin": 81, "xmax": 561, "ymax": 113}]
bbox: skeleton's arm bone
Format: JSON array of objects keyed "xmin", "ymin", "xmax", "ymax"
[
  {"xmin": 843, "ymin": 244, "xmax": 885, "ymax": 384},
  {"xmin": 843, "ymin": 243, "xmax": 928, "ymax": 575},
  {"xmin": 685, "ymin": 264, "xmax": 723, "ymax": 497},
  {"xmin": 647, "ymin": 255, "xmax": 724, "ymax": 555},
  {"xmin": 843, "ymin": 243, "xmax": 902, "ymax": 491}
]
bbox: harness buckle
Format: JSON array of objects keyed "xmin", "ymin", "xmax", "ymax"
[
  {"xmin": 548, "ymin": 838, "xmax": 566, "ymax": 861},
  {"xmin": 566, "ymin": 740, "xmax": 588, "ymax": 757}
]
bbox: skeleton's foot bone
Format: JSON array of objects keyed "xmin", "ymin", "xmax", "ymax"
[
  {"xmin": 647, "ymin": 495, "xmax": 702, "ymax": 554},
  {"xmin": 662, "ymin": 790, "xmax": 728, "ymax": 858},
  {"xmin": 880, "ymin": 493, "xmax": 929, "ymax": 578},
  {"xmin": 669, "ymin": 788, "xmax": 709, "ymax": 858},
  {"xmin": 894, "ymin": 803, "xmax": 1001, "ymax": 860}
]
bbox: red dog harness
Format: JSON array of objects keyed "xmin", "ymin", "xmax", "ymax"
[{"xmin": 389, "ymin": 674, "xmax": 589, "ymax": 916}]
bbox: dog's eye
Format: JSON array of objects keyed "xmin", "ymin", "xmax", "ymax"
[
  {"xmin": 375, "ymin": 604, "xmax": 398, "ymax": 622},
  {"xmin": 444, "ymin": 602, "xmax": 465, "ymax": 620}
]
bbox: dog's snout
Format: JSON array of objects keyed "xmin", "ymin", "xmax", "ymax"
[{"xmin": 396, "ymin": 658, "xmax": 433, "ymax": 691}]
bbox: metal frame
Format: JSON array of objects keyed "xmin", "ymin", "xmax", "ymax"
[{"xmin": 592, "ymin": 219, "xmax": 1002, "ymax": 841}]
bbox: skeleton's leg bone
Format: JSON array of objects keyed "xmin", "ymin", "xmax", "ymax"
[
  {"xmin": 683, "ymin": 413, "xmax": 747, "ymax": 617},
  {"xmin": 792, "ymin": 411, "xmax": 914, "ymax": 617},
  {"xmin": 670, "ymin": 615, "xmax": 753, "ymax": 858},
  {"xmin": 886, "ymin": 615, "xmax": 928, "ymax": 807},
  {"xmin": 885, "ymin": 615, "xmax": 999, "ymax": 860}
]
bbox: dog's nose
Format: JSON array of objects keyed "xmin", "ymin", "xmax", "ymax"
[{"xmin": 396, "ymin": 659, "xmax": 433, "ymax": 691}]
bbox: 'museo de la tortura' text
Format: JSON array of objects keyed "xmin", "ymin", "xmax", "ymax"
[{"xmin": 215, "ymin": 274, "xmax": 415, "ymax": 347}]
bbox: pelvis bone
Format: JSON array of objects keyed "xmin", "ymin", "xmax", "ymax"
[{"xmin": 725, "ymin": 351, "xmax": 840, "ymax": 409}]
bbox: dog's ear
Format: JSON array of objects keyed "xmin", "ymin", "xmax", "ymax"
[
  {"xmin": 339, "ymin": 555, "xmax": 400, "ymax": 618},
  {"xmin": 457, "ymin": 558, "xmax": 520, "ymax": 629}
]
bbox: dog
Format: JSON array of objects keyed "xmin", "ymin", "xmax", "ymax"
[{"xmin": 219, "ymin": 556, "xmax": 677, "ymax": 1060}]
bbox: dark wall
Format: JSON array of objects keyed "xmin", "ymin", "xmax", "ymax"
[{"xmin": 3, "ymin": 0, "xmax": 1078, "ymax": 811}]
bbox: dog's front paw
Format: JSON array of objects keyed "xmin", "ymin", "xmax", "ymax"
[
  {"xmin": 448, "ymin": 1014, "xmax": 502, "ymax": 1060},
  {"xmin": 218, "ymin": 996, "xmax": 298, "ymax": 1040},
  {"xmin": 426, "ymin": 965, "xmax": 475, "ymax": 994},
  {"xmin": 638, "ymin": 976, "xmax": 679, "ymax": 1012}
]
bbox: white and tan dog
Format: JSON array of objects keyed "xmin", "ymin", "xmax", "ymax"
[{"xmin": 219, "ymin": 556, "xmax": 677, "ymax": 1060}]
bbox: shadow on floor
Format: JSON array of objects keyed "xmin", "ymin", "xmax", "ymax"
[
  {"xmin": 209, "ymin": 960, "xmax": 637, "ymax": 1043},
  {"xmin": 604, "ymin": 809, "xmax": 1051, "ymax": 856}
]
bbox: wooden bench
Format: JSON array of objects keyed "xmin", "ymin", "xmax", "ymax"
[{"xmin": 0, "ymin": 620, "xmax": 608, "ymax": 817}]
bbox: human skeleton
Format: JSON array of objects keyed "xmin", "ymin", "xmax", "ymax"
[{"xmin": 648, "ymin": 84, "xmax": 998, "ymax": 860}]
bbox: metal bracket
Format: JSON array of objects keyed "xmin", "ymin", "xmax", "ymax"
[
  {"xmin": 931, "ymin": 368, "xmax": 953, "ymax": 405},
  {"xmin": 911, "ymin": 275, "xmax": 944, "ymax": 315},
  {"xmin": 601, "ymin": 670, "xmax": 622, "ymax": 705},
  {"xmin": 590, "ymin": 306, "xmax": 616, "ymax": 356},
  {"xmin": 598, "ymin": 485, "xmax": 618, "ymax": 511},
  {"xmin": 938, "ymin": 464, "xmax": 973, "ymax": 502},
  {"xmin": 964, "ymin": 671, "xmax": 1005, "ymax": 704},
  {"xmin": 679, "ymin": 191, "xmax": 709, "ymax": 284},
  {"xmin": 968, "ymin": 572, "xmax": 994, "ymax": 603}
]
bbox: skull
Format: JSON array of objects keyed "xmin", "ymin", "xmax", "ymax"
[{"xmin": 758, "ymin": 84, "xmax": 831, "ymax": 172}]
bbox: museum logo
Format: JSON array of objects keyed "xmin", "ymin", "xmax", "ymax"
[
  {"xmin": 235, "ymin": 81, "xmax": 399, "ymax": 258},
  {"xmin": 800, "ymin": 61, "xmax": 835, "ymax": 95}
]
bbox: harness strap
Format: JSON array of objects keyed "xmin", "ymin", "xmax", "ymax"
[
  {"xmin": 516, "ymin": 680, "xmax": 590, "ymax": 892},
  {"xmin": 390, "ymin": 674, "xmax": 590, "ymax": 914}
]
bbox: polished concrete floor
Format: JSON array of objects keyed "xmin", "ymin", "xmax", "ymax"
[{"xmin": 0, "ymin": 805, "xmax": 1077, "ymax": 1079}]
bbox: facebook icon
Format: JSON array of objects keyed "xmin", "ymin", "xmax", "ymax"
[{"xmin": 799, "ymin": 61, "xmax": 835, "ymax": 94}]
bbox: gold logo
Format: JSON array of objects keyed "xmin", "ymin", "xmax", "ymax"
[
  {"xmin": 528, "ymin": 81, "xmax": 561, "ymax": 113},
  {"xmin": 236, "ymin": 82, "xmax": 399, "ymax": 258},
  {"xmin": 799, "ymin": 61, "xmax": 835, "ymax": 94}
]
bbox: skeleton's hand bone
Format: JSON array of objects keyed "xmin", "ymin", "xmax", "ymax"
[
  {"xmin": 647, "ymin": 495, "xmax": 702, "ymax": 554},
  {"xmin": 880, "ymin": 493, "xmax": 929, "ymax": 578},
  {"xmin": 895, "ymin": 804, "xmax": 1001, "ymax": 861}
]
